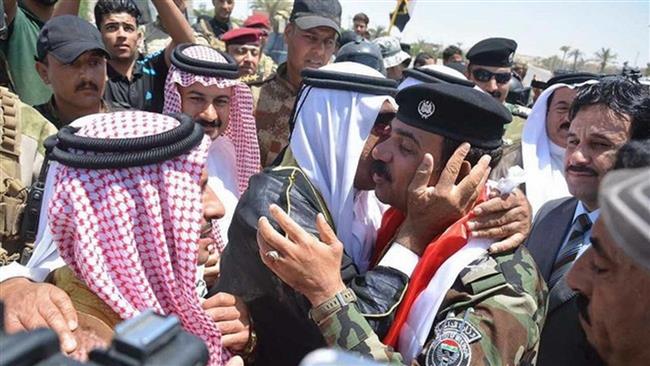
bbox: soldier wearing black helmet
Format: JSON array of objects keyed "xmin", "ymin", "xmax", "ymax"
[{"xmin": 335, "ymin": 37, "xmax": 385, "ymax": 75}]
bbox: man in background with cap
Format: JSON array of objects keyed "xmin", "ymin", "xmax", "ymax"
[
  {"xmin": 258, "ymin": 82, "xmax": 547, "ymax": 366},
  {"xmin": 222, "ymin": 27, "xmax": 266, "ymax": 83},
  {"xmin": 525, "ymin": 76, "xmax": 649, "ymax": 366},
  {"xmin": 466, "ymin": 37, "xmax": 530, "ymax": 143},
  {"xmin": 33, "ymin": 15, "xmax": 111, "ymax": 128},
  {"xmin": 567, "ymin": 165, "xmax": 650, "ymax": 366},
  {"xmin": 243, "ymin": 14, "xmax": 277, "ymax": 82},
  {"xmin": 253, "ymin": 0, "xmax": 341, "ymax": 167},
  {"xmin": 373, "ymin": 36, "xmax": 411, "ymax": 81},
  {"xmin": 194, "ymin": 0, "xmax": 236, "ymax": 51},
  {"xmin": 492, "ymin": 73, "xmax": 599, "ymax": 216}
]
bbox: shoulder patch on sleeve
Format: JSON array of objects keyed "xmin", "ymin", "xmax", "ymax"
[{"xmin": 425, "ymin": 311, "xmax": 481, "ymax": 366}]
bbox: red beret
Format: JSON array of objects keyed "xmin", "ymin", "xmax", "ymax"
[
  {"xmin": 243, "ymin": 14, "xmax": 271, "ymax": 30},
  {"xmin": 221, "ymin": 27, "xmax": 264, "ymax": 46}
]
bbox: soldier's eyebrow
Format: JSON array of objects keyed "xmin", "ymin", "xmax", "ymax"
[{"xmin": 394, "ymin": 128, "xmax": 421, "ymax": 148}]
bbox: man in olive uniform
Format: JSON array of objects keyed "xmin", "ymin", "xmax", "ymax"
[
  {"xmin": 258, "ymin": 83, "xmax": 548, "ymax": 366},
  {"xmin": 252, "ymin": 0, "xmax": 340, "ymax": 167},
  {"xmin": 193, "ymin": 0, "xmax": 235, "ymax": 51},
  {"xmin": 465, "ymin": 37, "xmax": 530, "ymax": 144}
]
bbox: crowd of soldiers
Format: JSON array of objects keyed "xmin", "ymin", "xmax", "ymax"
[{"xmin": 0, "ymin": 0, "xmax": 649, "ymax": 366}]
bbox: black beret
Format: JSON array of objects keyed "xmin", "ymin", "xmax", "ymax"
[
  {"xmin": 396, "ymin": 83, "xmax": 512, "ymax": 149},
  {"xmin": 545, "ymin": 72, "xmax": 600, "ymax": 89},
  {"xmin": 403, "ymin": 67, "xmax": 475, "ymax": 88},
  {"xmin": 466, "ymin": 37, "xmax": 517, "ymax": 67}
]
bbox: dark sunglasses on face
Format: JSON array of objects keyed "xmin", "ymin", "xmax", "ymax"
[{"xmin": 472, "ymin": 68, "xmax": 512, "ymax": 84}]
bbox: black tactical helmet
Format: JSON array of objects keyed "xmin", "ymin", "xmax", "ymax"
[
  {"xmin": 506, "ymin": 75, "xmax": 531, "ymax": 106},
  {"xmin": 335, "ymin": 38, "xmax": 386, "ymax": 76}
]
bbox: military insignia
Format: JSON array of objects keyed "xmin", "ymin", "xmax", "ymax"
[
  {"xmin": 425, "ymin": 312, "xmax": 481, "ymax": 366},
  {"xmin": 508, "ymin": 52, "xmax": 514, "ymax": 64},
  {"xmin": 418, "ymin": 100, "xmax": 435, "ymax": 119}
]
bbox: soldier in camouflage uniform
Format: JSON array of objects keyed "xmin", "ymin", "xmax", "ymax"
[
  {"xmin": 253, "ymin": 0, "xmax": 341, "ymax": 167},
  {"xmin": 192, "ymin": 0, "xmax": 236, "ymax": 51},
  {"xmin": 257, "ymin": 83, "xmax": 547, "ymax": 366},
  {"xmin": 242, "ymin": 14, "xmax": 278, "ymax": 83},
  {"xmin": 0, "ymin": 86, "xmax": 57, "ymax": 265}
]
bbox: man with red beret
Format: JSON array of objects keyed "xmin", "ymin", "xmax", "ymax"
[
  {"xmin": 221, "ymin": 27, "xmax": 265, "ymax": 84},
  {"xmin": 242, "ymin": 14, "xmax": 277, "ymax": 83}
]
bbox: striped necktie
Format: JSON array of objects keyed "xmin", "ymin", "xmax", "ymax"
[{"xmin": 549, "ymin": 213, "xmax": 592, "ymax": 288}]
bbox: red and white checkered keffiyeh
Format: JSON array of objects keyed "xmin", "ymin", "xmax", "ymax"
[
  {"xmin": 163, "ymin": 45, "xmax": 260, "ymax": 253},
  {"xmin": 48, "ymin": 111, "xmax": 230, "ymax": 366}
]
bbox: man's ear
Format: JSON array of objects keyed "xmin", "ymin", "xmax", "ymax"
[
  {"xmin": 34, "ymin": 60, "xmax": 50, "ymax": 85},
  {"xmin": 283, "ymin": 23, "xmax": 293, "ymax": 43},
  {"xmin": 457, "ymin": 160, "xmax": 472, "ymax": 184}
]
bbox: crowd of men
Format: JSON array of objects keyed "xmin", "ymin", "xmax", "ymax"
[{"xmin": 0, "ymin": 0, "xmax": 649, "ymax": 366}]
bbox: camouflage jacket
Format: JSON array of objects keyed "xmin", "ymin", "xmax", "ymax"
[
  {"xmin": 251, "ymin": 62, "xmax": 298, "ymax": 167},
  {"xmin": 138, "ymin": 17, "xmax": 210, "ymax": 56},
  {"xmin": 318, "ymin": 246, "xmax": 548, "ymax": 366},
  {"xmin": 503, "ymin": 102, "xmax": 531, "ymax": 145},
  {"xmin": 192, "ymin": 16, "xmax": 236, "ymax": 52},
  {"xmin": 240, "ymin": 54, "xmax": 278, "ymax": 85}
]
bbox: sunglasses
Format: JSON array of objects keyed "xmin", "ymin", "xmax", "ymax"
[{"xmin": 471, "ymin": 68, "xmax": 512, "ymax": 84}]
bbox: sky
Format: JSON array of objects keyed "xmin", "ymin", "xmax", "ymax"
[{"xmin": 211, "ymin": 0, "xmax": 649, "ymax": 67}]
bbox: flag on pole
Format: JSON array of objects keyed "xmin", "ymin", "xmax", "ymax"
[{"xmin": 389, "ymin": 0, "xmax": 416, "ymax": 32}]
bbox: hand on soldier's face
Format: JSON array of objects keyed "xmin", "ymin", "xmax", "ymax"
[
  {"xmin": 257, "ymin": 204, "xmax": 346, "ymax": 307},
  {"xmin": 395, "ymin": 143, "xmax": 491, "ymax": 255}
]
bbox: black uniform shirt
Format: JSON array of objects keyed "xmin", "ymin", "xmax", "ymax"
[{"xmin": 104, "ymin": 50, "xmax": 168, "ymax": 113}]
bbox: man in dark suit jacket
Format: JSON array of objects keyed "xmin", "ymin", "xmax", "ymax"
[{"xmin": 525, "ymin": 76, "xmax": 649, "ymax": 366}]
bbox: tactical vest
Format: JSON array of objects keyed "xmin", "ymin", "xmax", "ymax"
[{"xmin": 0, "ymin": 86, "xmax": 28, "ymax": 265}]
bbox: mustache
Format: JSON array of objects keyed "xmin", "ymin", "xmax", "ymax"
[
  {"xmin": 566, "ymin": 165, "xmax": 598, "ymax": 175},
  {"xmin": 576, "ymin": 293, "xmax": 591, "ymax": 326},
  {"xmin": 370, "ymin": 160, "xmax": 392, "ymax": 182},
  {"xmin": 200, "ymin": 221, "xmax": 215, "ymax": 239},
  {"xmin": 75, "ymin": 81, "xmax": 98, "ymax": 92},
  {"xmin": 196, "ymin": 118, "xmax": 223, "ymax": 129},
  {"xmin": 489, "ymin": 91, "xmax": 502, "ymax": 99}
]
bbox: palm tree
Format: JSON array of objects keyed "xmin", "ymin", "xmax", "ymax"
[
  {"xmin": 568, "ymin": 49, "xmax": 583, "ymax": 72},
  {"xmin": 559, "ymin": 45, "xmax": 571, "ymax": 69},
  {"xmin": 595, "ymin": 48, "xmax": 617, "ymax": 73},
  {"xmin": 250, "ymin": 0, "xmax": 293, "ymax": 33}
]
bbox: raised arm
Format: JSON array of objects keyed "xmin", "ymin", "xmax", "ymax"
[{"xmin": 153, "ymin": 0, "xmax": 194, "ymax": 66}]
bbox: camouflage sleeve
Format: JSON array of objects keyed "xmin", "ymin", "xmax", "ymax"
[
  {"xmin": 318, "ymin": 303, "xmax": 406, "ymax": 365},
  {"xmin": 427, "ymin": 249, "xmax": 548, "ymax": 366}
]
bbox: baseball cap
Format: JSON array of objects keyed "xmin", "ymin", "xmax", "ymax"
[
  {"xmin": 289, "ymin": 0, "xmax": 341, "ymax": 33},
  {"xmin": 36, "ymin": 15, "xmax": 109, "ymax": 64}
]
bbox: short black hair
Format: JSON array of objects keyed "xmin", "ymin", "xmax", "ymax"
[
  {"xmin": 94, "ymin": 0, "xmax": 142, "ymax": 29},
  {"xmin": 614, "ymin": 139, "xmax": 650, "ymax": 169},
  {"xmin": 353, "ymin": 12, "xmax": 369, "ymax": 24},
  {"xmin": 442, "ymin": 45, "xmax": 463, "ymax": 63},
  {"xmin": 414, "ymin": 52, "xmax": 435, "ymax": 68},
  {"xmin": 439, "ymin": 136, "xmax": 503, "ymax": 174},
  {"xmin": 569, "ymin": 76, "xmax": 650, "ymax": 123},
  {"xmin": 630, "ymin": 95, "xmax": 650, "ymax": 140}
]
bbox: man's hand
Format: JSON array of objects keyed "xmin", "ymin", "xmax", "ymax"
[
  {"xmin": 395, "ymin": 143, "xmax": 491, "ymax": 255},
  {"xmin": 202, "ymin": 292, "xmax": 250, "ymax": 353},
  {"xmin": 0, "ymin": 277, "xmax": 78, "ymax": 352},
  {"xmin": 203, "ymin": 251, "xmax": 220, "ymax": 288},
  {"xmin": 257, "ymin": 204, "xmax": 345, "ymax": 306},
  {"xmin": 468, "ymin": 188, "xmax": 532, "ymax": 253}
]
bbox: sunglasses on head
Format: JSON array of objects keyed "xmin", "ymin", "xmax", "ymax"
[{"xmin": 471, "ymin": 68, "xmax": 512, "ymax": 84}]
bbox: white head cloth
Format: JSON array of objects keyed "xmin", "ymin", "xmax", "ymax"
[
  {"xmin": 522, "ymin": 80, "xmax": 596, "ymax": 216},
  {"xmin": 398, "ymin": 64, "xmax": 470, "ymax": 90},
  {"xmin": 48, "ymin": 111, "xmax": 229, "ymax": 366},
  {"xmin": 290, "ymin": 62, "xmax": 395, "ymax": 271},
  {"xmin": 163, "ymin": 44, "xmax": 260, "ymax": 253}
]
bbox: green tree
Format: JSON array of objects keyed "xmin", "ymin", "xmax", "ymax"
[
  {"xmin": 250, "ymin": 0, "xmax": 293, "ymax": 33},
  {"xmin": 541, "ymin": 55, "xmax": 562, "ymax": 71},
  {"xmin": 559, "ymin": 45, "xmax": 571, "ymax": 69},
  {"xmin": 568, "ymin": 48, "xmax": 583, "ymax": 72},
  {"xmin": 410, "ymin": 40, "xmax": 441, "ymax": 58},
  {"xmin": 595, "ymin": 47, "xmax": 617, "ymax": 73}
]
